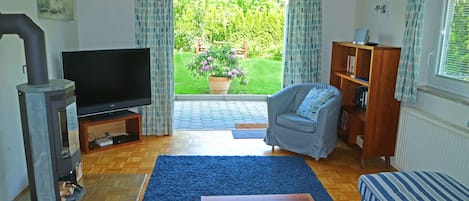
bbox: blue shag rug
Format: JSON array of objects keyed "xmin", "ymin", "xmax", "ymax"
[
  {"xmin": 143, "ymin": 156, "xmax": 332, "ymax": 201},
  {"xmin": 231, "ymin": 129, "xmax": 266, "ymax": 139}
]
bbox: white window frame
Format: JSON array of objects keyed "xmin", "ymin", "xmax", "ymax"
[
  {"xmin": 437, "ymin": 0, "xmax": 469, "ymax": 82},
  {"xmin": 427, "ymin": 0, "xmax": 469, "ymax": 97}
]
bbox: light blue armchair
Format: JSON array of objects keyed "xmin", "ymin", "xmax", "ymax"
[{"xmin": 264, "ymin": 83, "xmax": 342, "ymax": 160}]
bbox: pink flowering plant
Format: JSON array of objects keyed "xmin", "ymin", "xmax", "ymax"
[{"xmin": 187, "ymin": 45, "xmax": 248, "ymax": 85}]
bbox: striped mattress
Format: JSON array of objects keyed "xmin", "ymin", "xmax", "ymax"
[{"xmin": 358, "ymin": 171, "xmax": 469, "ymax": 201}]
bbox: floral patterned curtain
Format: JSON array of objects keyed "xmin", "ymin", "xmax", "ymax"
[
  {"xmin": 283, "ymin": 0, "xmax": 322, "ymax": 87},
  {"xmin": 135, "ymin": 0, "xmax": 174, "ymax": 136},
  {"xmin": 395, "ymin": 0, "xmax": 425, "ymax": 103}
]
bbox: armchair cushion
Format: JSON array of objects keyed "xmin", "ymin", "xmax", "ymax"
[
  {"xmin": 296, "ymin": 88, "xmax": 335, "ymax": 121},
  {"xmin": 276, "ymin": 112, "xmax": 317, "ymax": 133}
]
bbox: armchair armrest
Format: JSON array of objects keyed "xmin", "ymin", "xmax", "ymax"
[
  {"xmin": 315, "ymin": 92, "xmax": 342, "ymax": 138},
  {"xmin": 267, "ymin": 86, "xmax": 299, "ymax": 127},
  {"xmin": 268, "ymin": 89, "xmax": 297, "ymax": 113}
]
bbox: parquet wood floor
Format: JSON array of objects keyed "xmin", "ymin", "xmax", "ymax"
[
  {"xmin": 15, "ymin": 174, "xmax": 146, "ymax": 201},
  {"xmin": 80, "ymin": 174, "xmax": 146, "ymax": 201},
  {"xmin": 81, "ymin": 131, "xmax": 395, "ymax": 201}
]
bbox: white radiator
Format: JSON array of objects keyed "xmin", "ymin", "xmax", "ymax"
[{"xmin": 395, "ymin": 107, "xmax": 469, "ymax": 187}]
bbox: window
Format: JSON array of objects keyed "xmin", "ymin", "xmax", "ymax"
[{"xmin": 438, "ymin": 0, "xmax": 469, "ymax": 83}]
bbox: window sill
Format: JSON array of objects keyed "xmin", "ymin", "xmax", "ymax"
[{"xmin": 418, "ymin": 86, "xmax": 469, "ymax": 106}]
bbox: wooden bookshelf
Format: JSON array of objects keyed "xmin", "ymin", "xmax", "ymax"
[{"xmin": 330, "ymin": 41, "xmax": 401, "ymax": 168}]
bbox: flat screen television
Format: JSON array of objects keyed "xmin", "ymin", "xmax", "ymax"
[{"xmin": 62, "ymin": 48, "xmax": 151, "ymax": 117}]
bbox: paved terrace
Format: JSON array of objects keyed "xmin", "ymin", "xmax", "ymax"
[{"xmin": 174, "ymin": 95, "xmax": 268, "ymax": 130}]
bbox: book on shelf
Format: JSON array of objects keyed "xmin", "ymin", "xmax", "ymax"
[
  {"xmin": 346, "ymin": 55, "xmax": 355, "ymax": 75},
  {"xmin": 354, "ymin": 86, "xmax": 368, "ymax": 110},
  {"xmin": 360, "ymin": 91, "xmax": 368, "ymax": 110},
  {"xmin": 346, "ymin": 56, "xmax": 350, "ymax": 73}
]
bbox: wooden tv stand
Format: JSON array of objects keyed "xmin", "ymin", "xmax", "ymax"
[{"xmin": 78, "ymin": 110, "xmax": 142, "ymax": 154}]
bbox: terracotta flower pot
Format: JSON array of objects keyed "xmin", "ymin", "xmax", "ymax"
[{"xmin": 208, "ymin": 76, "xmax": 230, "ymax": 94}]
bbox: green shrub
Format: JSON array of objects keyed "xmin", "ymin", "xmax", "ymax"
[{"xmin": 174, "ymin": 0, "xmax": 285, "ymax": 58}]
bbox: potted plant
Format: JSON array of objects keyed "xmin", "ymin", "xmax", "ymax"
[{"xmin": 187, "ymin": 45, "xmax": 248, "ymax": 94}]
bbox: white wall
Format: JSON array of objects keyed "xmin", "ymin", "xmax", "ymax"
[
  {"xmin": 410, "ymin": 91, "xmax": 469, "ymax": 129},
  {"xmin": 321, "ymin": 0, "xmax": 407, "ymax": 83},
  {"xmin": 355, "ymin": 0, "xmax": 469, "ymax": 118},
  {"xmin": 356, "ymin": 0, "xmax": 469, "ymax": 173},
  {"xmin": 355, "ymin": 0, "xmax": 406, "ymax": 46},
  {"xmin": 355, "ymin": 0, "xmax": 469, "ymax": 101},
  {"xmin": 1, "ymin": 0, "xmax": 133, "ymax": 199},
  {"xmin": 0, "ymin": 1, "xmax": 78, "ymax": 200},
  {"xmin": 321, "ymin": 0, "xmax": 357, "ymax": 82},
  {"xmin": 76, "ymin": 0, "xmax": 135, "ymax": 50}
]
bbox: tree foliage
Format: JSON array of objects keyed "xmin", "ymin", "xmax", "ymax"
[{"xmin": 174, "ymin": 0, "xmax": 285, "ymax": 60}]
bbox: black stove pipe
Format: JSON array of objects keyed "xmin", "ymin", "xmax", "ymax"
[{"xmin": 0, "ymin": 13, "xmax": 49, "ymax": 85}]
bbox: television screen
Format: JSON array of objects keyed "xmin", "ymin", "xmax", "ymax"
[{"xmin": 62, "ymin": 48, "xmax": 151, "ymax": 116}]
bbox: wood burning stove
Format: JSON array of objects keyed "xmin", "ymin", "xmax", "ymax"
[
  {"xmin": 17, "ymin": 80, "xmax": 83, "ymax": 201},
  {"xmin": 0, "ymin": 13, "xmax": 84, "ymax": 200}
]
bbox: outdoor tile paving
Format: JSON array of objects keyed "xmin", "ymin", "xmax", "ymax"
[{"xmin": 174, "ymin": 101, "xmax": 267, "ymax": 130}]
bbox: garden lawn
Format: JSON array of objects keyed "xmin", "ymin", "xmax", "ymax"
[{"xmin": 174, "ymin": 52, "xmax": 282, "ymax": 94}]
